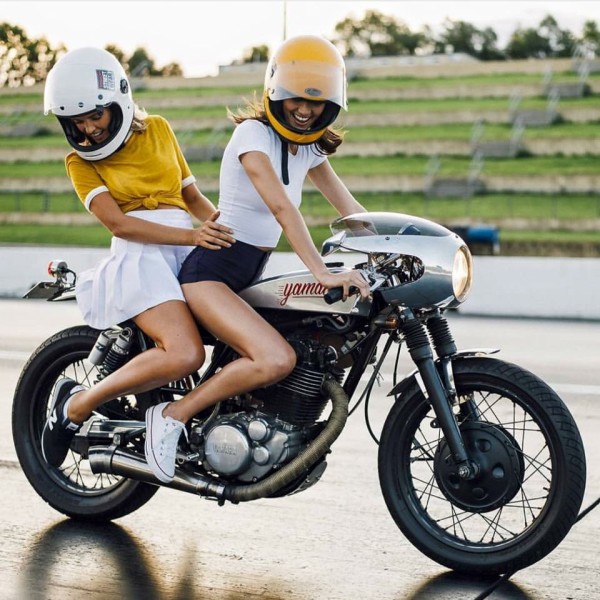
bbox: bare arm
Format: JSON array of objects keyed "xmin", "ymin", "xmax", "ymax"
[
  {"xmin": 182, "ymin": 183, "xmax": 236, "ymax": 248},
  {"xmin": 307, "ymin": 159, "xmax": 366, "ymax": 216},
  {"xmin": 240, "ymin": 151, "xmax": 369, "ymax": 299},
  {"xmin": 89, "ymin": 190, "xmax": 234, "ymax": 249}
]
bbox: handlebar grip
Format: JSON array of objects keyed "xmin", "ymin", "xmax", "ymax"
[
  {"xmin": 324, "ymin": 286, "xmax": 359, "ymax": 305},
  {"xmin": 324, "ymin": 287, "xmax": 344, "ymax": 305}
]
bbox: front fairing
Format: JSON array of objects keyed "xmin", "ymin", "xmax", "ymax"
[{"xmin": 323, "ymin": 212, "xmax": 473, "ymax": 310}]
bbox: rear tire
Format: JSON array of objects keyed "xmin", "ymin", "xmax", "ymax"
[
  {"xmin": 12, "ymin": 325, "xmax": 159, "ymax": 522},
  {"xmin": 378, "ymin": 356, "xmax": 586, "ymax": 575}
]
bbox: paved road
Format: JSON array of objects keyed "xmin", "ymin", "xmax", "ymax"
[{"xmin": 0, "ymin": 299, "xmax": 599, "ymax": 599}]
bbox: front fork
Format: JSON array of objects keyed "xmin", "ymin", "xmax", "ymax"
[{"xmin": 398, "ymin": 308, "xmax": 478, "ymax": 480}]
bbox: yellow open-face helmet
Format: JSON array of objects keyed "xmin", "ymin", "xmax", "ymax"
[{"xmin": 264, "ymin": 35, "xmax": 347, "ymax": 145}]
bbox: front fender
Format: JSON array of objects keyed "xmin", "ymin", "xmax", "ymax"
[{"xmin": 387, "ymin": 348, "xmax": 500, "ymax": 397}]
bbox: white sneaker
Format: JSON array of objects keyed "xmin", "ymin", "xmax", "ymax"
[{"xmin": 144, "ymin": 402, "xmax": 187, "ymax": 484}]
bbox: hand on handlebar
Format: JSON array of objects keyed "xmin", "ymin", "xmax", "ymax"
[{"xmin": 321, "ymin": 269, "xmax": 371, "ymax": 303}]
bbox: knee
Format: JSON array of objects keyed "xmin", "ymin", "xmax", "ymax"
[
  {"xmin": 169, "ymin": 343, "xmax": 205, "ymax": 379},
  {"xmin": 262, "ymin": 343, "xmax": 296, "ymax": 383},
  {"xmin": 180, "ymin": 344, "xmax": 206, "ymax": 375}
]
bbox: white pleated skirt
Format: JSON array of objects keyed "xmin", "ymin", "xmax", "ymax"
[{"xmin": 76, "ymin": 209, "xmax": 194, "ymax": 329}]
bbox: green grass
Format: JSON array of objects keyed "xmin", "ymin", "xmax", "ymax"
[
  {"xmin": 2, "ymin": 190, "xmax": 600, "ymax": 222},
  {"xmin": 3, "ymin": 120, "xmax": 599, "ymax": 151},
  {"xmin": 3, "ymin": 154, "xmax": 600, "ymax": 180},
  {"xmin": 1, "ymin": 68, "xmax": 596, "ymax": 106},
  {"xmin": 3, "ymin": 90, "xmax": 599, "ymax": 128},
  {"xmin": 2, "ymin": 221, "xmax": 598, "ymax": 251},
  {"xmin": 0, "ymin": 223, "xmax": 111, "ymax": 246},
  {"xmin": 2, "ymin": 190, "xmax": 599, "ymax": 254}
]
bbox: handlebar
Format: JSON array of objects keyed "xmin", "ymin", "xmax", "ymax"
[{"xmin": 324, "ymin": 286, "xmax": 359, "ymax": 305}]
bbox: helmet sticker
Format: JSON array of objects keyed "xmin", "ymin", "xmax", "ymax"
[
  {"xmin": 305, "ymin": 87, "xmax": 322, "ymax": 97},
  {"xmin": 96, "ymin": 69, "xmax": 115, "ymax": 91}
]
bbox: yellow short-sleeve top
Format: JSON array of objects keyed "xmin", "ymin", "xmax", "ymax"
[{"xmin": 65, "ymin": 114, "xmax": 196, "ymax": 213}]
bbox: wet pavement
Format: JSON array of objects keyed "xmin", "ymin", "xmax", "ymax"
[{"xmin": 0, "ymin": 299, "xmax": 599, "ymax": 599}]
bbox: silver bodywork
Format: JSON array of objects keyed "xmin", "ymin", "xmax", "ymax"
[
  {"xmin": 241, "ymin": 211, "xmax": 472, "ymax": 314},
  {"xmin": 240, "ymin": 268, "xmax": 371, "ymax": 315}
]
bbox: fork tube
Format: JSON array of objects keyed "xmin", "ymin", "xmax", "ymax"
[{"xmin": 399, "ymin": 309, "xmax": 470, "ymax": 468}]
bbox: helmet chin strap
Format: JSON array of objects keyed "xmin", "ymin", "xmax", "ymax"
[{"xmin": 281, "ymin": 140, "xmax": 289, "ymax": 186}]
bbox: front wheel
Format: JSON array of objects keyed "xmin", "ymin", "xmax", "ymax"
[
  {"xmin": 378, "ymin": 356, "xmax": 586, "ymax": 575},
  {"xmin": 12, "ymin": 325, "xmax": 160, "ymax": 522}
]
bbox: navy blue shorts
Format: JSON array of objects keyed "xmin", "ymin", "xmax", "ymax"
[{"xmin": 178, "ymin": 240, "xmax": 271, "ymax": 293}]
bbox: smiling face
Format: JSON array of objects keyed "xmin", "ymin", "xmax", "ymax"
[
  {"xmin": 70, "ymin": 107, "xmax": 113, "ymax": 144},
  {"xmin": 281, "ymin": 97, "xmax": 326, "ymax": 131}
]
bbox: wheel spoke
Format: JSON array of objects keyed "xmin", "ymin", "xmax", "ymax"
[{"xmin": 407, "ymin": 386, "xmax": 555, "ymax": 546}]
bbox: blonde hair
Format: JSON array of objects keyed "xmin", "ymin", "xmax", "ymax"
[{"xmin": 130, "ymin": 104, "xmax": 148, "ymax": 132}]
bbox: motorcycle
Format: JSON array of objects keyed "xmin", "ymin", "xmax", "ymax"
[{"xmin": 12, "ymin": 211, "xmax": 586, "ymax": 576}]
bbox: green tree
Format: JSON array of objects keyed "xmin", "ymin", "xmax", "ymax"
[
  {"xmin": 0, "ymin": 22, "xmax": 65, "ymax": 87},
  {"xmin": 127, "ymin": 46, "xmax": 182, "ymax": 77},
  {"xmin": 128, "ymin": 47, "xmax": 158, "ymax": 77},
  {"xmin": 539, "ymin": 15, "xmax": 576, "ymax": 57},
  {"xmin": 104, "ymin": 44, "xmax": 127, "ymax": 67},
  {"xmin": 242, "ymin": 44, "xmax": 269, "ymax": 64},
  {"xmin": 505, "ymin": 26, "xmax": 552, "ymax": 59},
  {"xmin": 333, "ymin": 10, "xmax": 428, "ymax": 57},
  {"xmin": 579, "ymin": 19, "xmax": 600, "ymax": 56},
  {"xmin": 160, "ymin": 62, "xmax": 183, "ymax": 77},
  {"xmin": 434, "ymin": 19, "xmax": 504, "ymax": 60}
]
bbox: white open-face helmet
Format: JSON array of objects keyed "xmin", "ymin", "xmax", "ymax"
[{"xmin": 44, "ymin": 47, "xmax": 134, "ymax": 161}]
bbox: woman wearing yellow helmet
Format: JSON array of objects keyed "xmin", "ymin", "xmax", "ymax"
[{"xmin": 143, "ymin": 35, "xmax": 370, "ymax": 483}]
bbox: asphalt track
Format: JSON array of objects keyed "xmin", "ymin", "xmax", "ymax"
[{"xmin": 0, "ymin": 299, "xmax": 598, "ymax": 599}]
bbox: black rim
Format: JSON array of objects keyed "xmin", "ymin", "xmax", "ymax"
[{"xmin": 399, "ymin": 382, "xmax": 556, "ymax": 552}]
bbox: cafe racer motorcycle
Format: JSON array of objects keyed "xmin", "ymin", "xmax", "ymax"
[{"xmin": 12, "ymin": 212, "xmax": 586, "ymax": 576}]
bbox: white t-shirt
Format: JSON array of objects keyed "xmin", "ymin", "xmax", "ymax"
[{"xmin": 217, "ymin": 119, "xmax": 327, "ymax": 247}]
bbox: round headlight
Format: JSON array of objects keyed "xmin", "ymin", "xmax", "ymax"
[{"xmin": 452, "ymin": 246, "xmax": 473, "ymax": 302}]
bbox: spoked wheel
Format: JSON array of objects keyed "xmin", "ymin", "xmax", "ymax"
[
  {"xmin": 12, "ymin": 325, "xmax": 160, "ymax": 522},
  {"xmin": 378, "ymin": 356, "xmax": 586, "ymax": 575}
]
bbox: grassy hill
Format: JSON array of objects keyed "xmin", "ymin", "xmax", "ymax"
[{"xmin": 1, "ymin": 56, "xmax": 599, "ymax": 256}]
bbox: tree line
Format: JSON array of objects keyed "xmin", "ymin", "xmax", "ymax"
[
  {"xmin": 2, "ymin": 10, "xmax": 600, "ymax": 87},
  {"xmin": 330, "ymin": 11, "xmax": 600, "ymax": 61},
  {"xmin": 0, "ymin": 23, "xmax": 182, "ymax": 88}
]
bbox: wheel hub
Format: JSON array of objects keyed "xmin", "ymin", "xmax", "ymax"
[{"xmin": 434, "ymin": 421, "xmax": 525, "ymax": 513}]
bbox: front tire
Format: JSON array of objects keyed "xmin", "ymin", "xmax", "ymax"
[
  {"xmin": 12, "ymin": 325, "xmax": 159, "ymax": 522},
  {"xmin": 378, "ymin": 356, "xmax": 586, "ymax": 575}
]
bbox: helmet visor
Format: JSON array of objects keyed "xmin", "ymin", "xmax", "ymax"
[{"xmin": 267, "ymin": 59, "xmax": 347, "ymax": 109}]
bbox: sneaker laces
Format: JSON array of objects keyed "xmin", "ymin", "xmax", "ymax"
[{"xmin": 157, "ymin": 418, "xmax": 188, "ymax": 461}]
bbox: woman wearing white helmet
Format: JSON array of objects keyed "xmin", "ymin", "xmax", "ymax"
[
  {"xmin": 143, "ymin": 35, "xmax": 370, "ymax": 483},
  {"xmin": 40, "ymin": 47, "xmax": 235, "ymax": 468}
]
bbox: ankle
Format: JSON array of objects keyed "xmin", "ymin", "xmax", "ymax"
[
  {"xmin": 162, "ymin": 404, "xmax": 184, "ymax": 424},
  {"xmin": 66, "ymin": 391, "xmax": 88, "ymax": 424}
]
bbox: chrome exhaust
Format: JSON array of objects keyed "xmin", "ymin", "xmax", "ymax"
[
  {"xmin": 88, "ymin": 445, "xmax": 226, "ymax": 499},
  {"xmin": 89, "ymin": 377, "xmax": 349, "ymax": 504}
]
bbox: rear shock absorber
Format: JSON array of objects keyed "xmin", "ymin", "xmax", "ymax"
[{"xmin": 90, "ymin": 327, "xmax": 134, "ymax": 380}]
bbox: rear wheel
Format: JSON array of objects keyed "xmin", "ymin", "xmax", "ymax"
[
  {"xmin": 378, "ymin": 356, "xmax": 586, "ymax": 575},
  {"xmin": 12, "ymin": 325, "xmax": 160, "ymax": 522}
]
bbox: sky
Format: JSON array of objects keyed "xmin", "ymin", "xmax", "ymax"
[{"xmin": 2, "ymin": 1, "xmax": 600, "ymax": 78}]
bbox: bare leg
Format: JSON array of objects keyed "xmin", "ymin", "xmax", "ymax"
[
  {"xmin": 67, "ymin": 300, "xmax": 205, "ymax": 423},
  {"xmin": 164, "ymin": 282, "xmax": 296, "ymax": 424}
]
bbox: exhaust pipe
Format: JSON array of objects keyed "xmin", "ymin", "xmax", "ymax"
[
  {"xmin": 89, "ymin": 376, "xmax": 349, "ymax": 503},
  {"xmin": 89, "ymin": 445, "xmax": 226, "ymax": 498}
]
